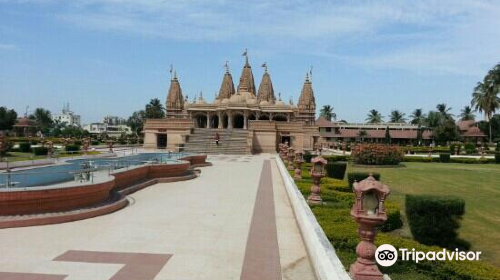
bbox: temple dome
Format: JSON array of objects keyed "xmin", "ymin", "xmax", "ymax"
[
  {"xmin": 229, "ymin": 93, "xmax": 246, "ymax": 104},
  {"xmin": 275, "ymin": 99, "xmax": 286, "ymax": 107},
  {"xmin": 221, "ymin": 98, "xmax": 230, "ymax": 104},
  {"xmin": 260, "ymin": 100, "xmax": 269, "ymax": 106}
]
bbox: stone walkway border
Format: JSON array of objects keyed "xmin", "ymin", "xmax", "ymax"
[{"xmin": 275, "ymin": 157, "xmax": 352, "ymax": 280}]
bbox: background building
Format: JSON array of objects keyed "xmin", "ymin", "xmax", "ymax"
[
  {"xmin": 83, "ymin": 116, "xmax": 132, "ymax": 138},
  {"xmin": 52, "ymin": 103, "xmax": 81, "ymax": 126}
]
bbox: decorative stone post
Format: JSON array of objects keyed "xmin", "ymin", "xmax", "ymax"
[
  {"xmin": 428, "ymin": 147, "xmax": 432, "ymax": 158},
  {"xmin": 342, "ymin": 142, "xmax": 347, "ymax": 155},
  {"xmin": 287, "ymin": 147, "xmax": 295, "ymax": 171},
  {"xmin": 480, "ymin": 146, "xmax": 485, "ymax": 159},
  {"xmin": 47, "ymin": 141, "xmax": 54, "ymax": 158},
  {"xmin": 294, "ymin": 150, "xmax": 304, "ymax": 180},
  {"xmin": 307, "ymin": 156, "xmax": 327, "ymax": 204},
  {"xmin": 350, "ymin": 175, "xmax": 390, "ymax": 280},
  {"xmin": 282, "ymin": 142, "xmax": 289, "ymax": 164},
  {"xmin": 455, "ymin": 145, "xmax": 459, "ymax": 156},
  {"xmin": 83, "ymin": 138, "xmax": 91, "ymax": 155}
]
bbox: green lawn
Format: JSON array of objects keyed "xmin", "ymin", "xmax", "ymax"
[
  {"xmin": 3, "ymin": 151, "xmax": 101, "ymax": 162},
  {"xmin": 353, "ymin": 162, "xmax": 500, "ymax": 266}
]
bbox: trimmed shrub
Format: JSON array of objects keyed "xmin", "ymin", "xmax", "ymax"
[
  {"xmin": 323, "ymin": 155, "xmax": 350, "ymax": 162},
  {"xmin": 495, "ymin": 152, "xmax": 500, "ymax": 164},
  {"xmin": 351, "ymin": 143, "xmax": 404, "ymax": 165},
  {"xmin": 65, "ymin": 144, "xmax": 81, "ymax": 152},
  {"xmin": 303, "ymin": 151, "xmax": 313, "ymax": 163},
  {"xmin": 74, "ymin": 140, "xmax": 82, "ymax": 146},
  {"xmin": 19, "ymin": 142, "xmax": 31, "ymax": 153},
  {"xmin": 91, "ymin": 140, "xmax": 99, "ymax": 145},
  {"xmin": 406, "ymin": 195, "xmax": 467, "ymax": 250},
  {"xmin": 347, "ymin": 172, "xmax": 380, "ymax": 188},
  {"xmin": 32, "ymin": 146, "xmax": 48, "ymax": 156},
  {"xmin": 449, "ymin": 144, "xmax": 461, "ymax": 154},
  {"xmin": 464, "ymin": 142, "xmax": 475, "ymax": 154},
  {"xmin": 439, "ymin": 153, "xmax": 451, "ymax": 163},
  {"xmin": 380, "ymin": 202, "xmax": 403, "ymax": 232},
  {"xmin": 325, "ymin": 162, "xmax": 347, "ymax": 180}
]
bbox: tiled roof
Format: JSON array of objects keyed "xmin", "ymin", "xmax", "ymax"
[
  {"xmin": 457, "ymin": 120, "xmax": 475, "ymax": 131},
  {"xmin": 462, "ymin": 126, "xmax": 486, "ymax": 137},
  {"xmin": 333, "ymin": 129, "xmax": 432, "ymax": 139}
]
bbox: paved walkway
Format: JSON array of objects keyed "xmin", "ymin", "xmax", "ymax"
[{"xmin": 0, "ymin": 154, "xmax": 316, "ymax": 280}]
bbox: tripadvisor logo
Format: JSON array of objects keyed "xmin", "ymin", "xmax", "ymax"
[{"xmin": 375, "ymin": 244, "xmax": 482, "ymax": 266}]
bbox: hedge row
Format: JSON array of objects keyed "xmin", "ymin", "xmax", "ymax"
[
  {"xmin": 325, "ymin": 162, "xmax": 347, "ymax": 180},
  {"xmin": 323, "ymin": 155, "xmax": 351, "ymax": 162},
  {"xmin": 403, "ymin": 156, "xmax": 497, "ymax": 164},
  {"xmin": 406, "ymin": 195, "xmax": 469, "ymax": 250},
  {"xmin": 313, "ymin": 205, "xmax": 500, "ymax": 280},
  {"xmin": 32, "ymin": 147, "xmax": 48, "ymax": 156}
]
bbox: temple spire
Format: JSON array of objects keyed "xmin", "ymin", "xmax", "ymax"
[
  {"xmin": 166, "ymin": 69, "xmax": 184, "ymax": 114},
  {"xmin": 218, "ymin": 64, "xmax": 235, "ymax": 99},
  {"xmin": 237, "ymin": 51, "xmax": 256, "ymax": 95},
  {"xmin": 257, "ymin": 63, "xmax": 275, "ymax": 103}
]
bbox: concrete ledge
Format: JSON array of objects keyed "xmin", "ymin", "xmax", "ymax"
[{"xmin": 275, "ymin": 157, "xmax": 351, "ymax": 280}]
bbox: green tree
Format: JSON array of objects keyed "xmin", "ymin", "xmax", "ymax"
[
  {"xmin": 128, "ymin": 110, "xmax": 146, "ymax": 136},
  {"xmin": 145, "ymin": 98, "xmax": 165, "ymax": 119},
  {"xmin": 320, "ymin": 105, "xmax": 336, "ymax": 121},
  {"xmin": 436, "ymin": 103, "xmax": 454, "ymax": 121},
  {"xmin": 384, "ymin": 125, "xmax": 391, "ymax": 144},
  {"xmin": 357, "ymin": 129, "xmax": 368, "ymax": 142},
  {"xmin": 0, "ymin": 107, "xmax": 18, "ymax": 131},
  {"xmin": 459, "ymin": 106, "xmax": 475, "ymax": 121},
  {"xmin": 30, "ymin": 108, "xmax": 53, "ymax": 128},
  {"xmin": 425, "ymin": 111, "xmax": 442, "ymax": 128},
  {"xmin": 471, "ymin": 64, "xmax": 500, "ymax": 143},
  {"xmin": 433, "ymin": 119, "xmax": 460, "ymax": 144},
  {"xmin": 410, "ymin": 108, "xmax": 426, "ymax": 126},
  {"xmin": 390, "ymin": 110, "xmax": 407, "ymax": 123},
  {"xmin": 366, "ymin": 109, "xmax": 383, "ymax": 124}
]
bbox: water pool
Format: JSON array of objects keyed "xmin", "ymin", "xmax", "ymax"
[{"xmin": 0, "ymin": 152, "xmax": 190, "ymax": 188}]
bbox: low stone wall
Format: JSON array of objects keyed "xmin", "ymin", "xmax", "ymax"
[
  {"xmin": 0, "ymin": 179, "xmax": 114, "ymax": 215},
  {"xmin": 0, "ymin": 155, "xmax": 210, "ymax": 216}
]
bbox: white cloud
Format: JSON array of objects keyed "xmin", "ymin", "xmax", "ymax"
[
  {"xmin": 3, "ymin": 0, "xmax": 500, "ymax": 76},
  {"xmin": 0, "ymin": 43, "xmax": 17, "ymax": 50}
]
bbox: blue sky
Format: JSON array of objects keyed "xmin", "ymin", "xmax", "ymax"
[{"xmin": 0, "ymin": 0, "xmax": 499, "ymax": 124}]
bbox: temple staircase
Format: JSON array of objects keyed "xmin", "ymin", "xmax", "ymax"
[{"xmin": 183, "ymin": 128, "xmax": 251, "ymax": 154}]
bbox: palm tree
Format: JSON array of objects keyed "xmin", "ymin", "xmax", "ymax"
[
  {"xmin": 436, "ymin": 103, "xmax": 454, "ymax": 120},
  {"xmin": 425, "ymin": 111, "xmax": 442, "ymax": 128},
  {"xmin": 471, "ymin": 81, "xmax": 500, "ymax": 143},
  {"xmin": 320, "ymin": 105, "xmax": 336, "ymax": 121},
  {"xmin": 366, "ymin": 109, "xmax": 383, "ymax": 124},
  {"xmin": 30, "ymin": 108, "xmax": 53, "ymax": 128},
  {"xmin": 410, "ymin": 108, "xmax": 427, "ymax": 126},
  {"xmin": 459, "ymin": 106, "xmax": 475, "ymax": 121},
  {"xmin": 390, "ymin": 110, "xmax": 407, "ymax": 123},
  {"xmin": 145, "ymin": 98, "xmax": 165, "ymax": 119},
  {"xmin": 357, "ymin": 129, "xmax": 368, "ymax": 142}
]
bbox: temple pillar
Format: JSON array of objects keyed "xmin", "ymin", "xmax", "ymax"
[
  {"xmin": 207, "ymin": 113, "xmax": 211, "ymax": 129},
  {"xmin": 287, "ymin": 114, "xmax": 291, "ymax": 122},
  {"xmin": 243, "ymin": 111, "xmax": 248, "ymax": 130},
  {"xmin": 218, "ymin": 112, "xmax": 223, "ymax": 129},
  {"xmin": 228, "ymin": 111, "xmax": 233, "ymax": 129},
  {"xmin": 269, "ymin": 112, "xmax": 273, "ymax": 122}
]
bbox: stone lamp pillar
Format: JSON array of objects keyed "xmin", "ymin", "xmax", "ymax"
[
  {"xmin": 455, "ymin": 145, "xmax": 459, "ymax": 156},
  {"xmin": 83, "ymin": 138, "xmax": 91, "ymax": 155},
  {"xmin": 342, "ymin": 142, "xmax": 347, "ymax": 155},
  {"xmin": 350, "ymin": 175, "xmax": 390, "ymax": 280},
  {"xmin": 287, "ymin": 147, "xmax": 296, "ymax": 171},
  {"xmin": 294, "ymin": 150, "xmax": 304, "ymax": 179},
  {"xmin": 282, "ymin": 142, "xmax": 289, "ymax": 164},
  {"xmin": 307, "ymin": 156, "xmax": 327, "ymax": 204},
  {"xmin": 107, "ymin": 140, "xmax": 114, "ymax": 153},
  {"xmin": 47, "ymin": 141, "xmax": 54, "ymax": 158}
]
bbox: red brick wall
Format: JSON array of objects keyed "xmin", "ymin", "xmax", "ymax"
[{"xmin": 0, "ymin": 180, "xmax": 114, "ymax": 215}]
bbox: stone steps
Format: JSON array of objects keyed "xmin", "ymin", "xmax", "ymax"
[{"xmin": 184, "ymin": 128, "xmax": 250, "ymax": 154}]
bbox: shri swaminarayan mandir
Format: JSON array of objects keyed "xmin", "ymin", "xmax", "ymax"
[{"xmin": 143, "ymin": 54, "xmax": 319, "ymax": 154}]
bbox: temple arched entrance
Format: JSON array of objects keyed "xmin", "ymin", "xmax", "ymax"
[
  {"xmin": 233, "ymin": 113, "xmax": 245, "ymax": 129},
  {"xmin": 258, "ymin": 113, "xmax": 270, "ymax": 120},
  {"xmin": 210, "ymin": 114, "xmax": 219, "ymax": 129},
  {"xmin": 272, "ymin": 114, "xmax": 288, "ymax": 122},
  {"xmin": 194, "ymin": 114, "xmax": 207, "ymax": 128}
]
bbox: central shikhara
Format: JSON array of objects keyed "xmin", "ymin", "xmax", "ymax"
[{"xmin": 144, "ymin": 54, "xmax": 320, "ymax": 153}]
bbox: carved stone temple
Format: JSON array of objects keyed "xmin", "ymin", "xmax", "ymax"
[{"xmin": 143, "ymin": 55, "xmax": 319, "ymax": 154}]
